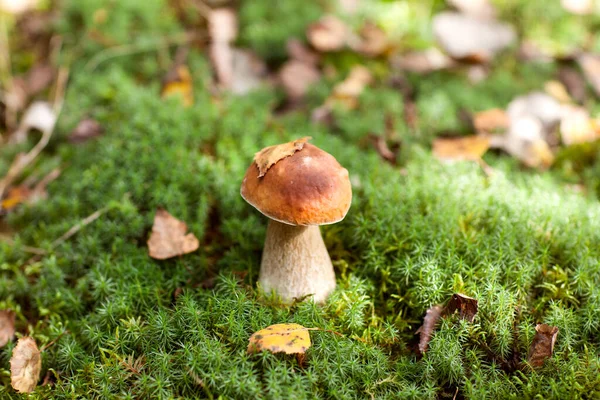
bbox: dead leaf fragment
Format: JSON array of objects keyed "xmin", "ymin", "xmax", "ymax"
[
  {"xmin": 11, "ymin": 101, "xmax": 57, "ymax": 144},
  {"xmin": 351, "ymin": 22, "xmax": 388, "ymax": 57},
  {"xmin": 369, "ymin": 134, "xmax": 399, "ymax": 165},
  {"xmin": 473, "ymin": 108, "xmax": 509, "ymax": 133},
  {"xmin": 445, "ymin": 293, "xmax": 478, "ymax": 322},
  {"xmin": 433, "ymin": 12, "xmax": 515, "ymax": 62},
  {"xmin": 161, "ymin": 65, "xmax": 193, "ymax": 107},
  {"xmin": 561, "ymin": 0, "xmax": 593, "ymax": 15},
  {"xmin": 0, "ymin": 310, "xmax": 15, "ymax": 347},
  {"xmin": 448, "ymin": 0, "xmax": 496, "ymax": 19},
  {"xmin": 528, "ymin": 324, "xmax": 559, "ymax": 368},
  {"xmin": 208, "ymin": 8, "xmax": 238, "ymax": 88},
  {"xmin": 494, "ymin": 116, "xmax": 555, "ymax": 168},
  {"xmin": 544, "ymin": 80, "xmax": 572, "ymax": 104},
  {"xmin": 253, "ymin": 137, "xmax": 311, "ymax": 178},
  {"xmin": 578, "ymin": 54, "xmax": 600, "ymax": 98},
  {"xmin": 559, "ymin": 105, "xmax": 599, "ymax": 145},
  {"xmin": 287, "ymin": 39, "xmax": 319, "ymax": 65},
  {"xmin": 330, "ymin": 65, "xmax": 372, "ymax": 109},
  {"xmin": 392, "ymin": 48, "xmax": 455, "ymax": 74},
  {"xmin": 69, "ymin": 118, "xmax": 104, "ymax": 143},
  {"xmin": 279, "ymin": 61, "xmax": 321, "ymax": 100},
  {"xmin": 433, "ymin": 135, "xmax": 490, "ymax": 162},
  {"xmin": 307, "ymin": 15, "xmax": 348, "ymax": 52},
  {"xmin": 0, "ymin": 168, "xmax": 60, "ymax": 212},
  {"xmin": 247, "ymin": 323, "xmax": 312, "ymax": 354},
  {"xmin": 10, "ymin": 336, "xmax": 41, "ymax": 393},
  {"xmin": 23, "ymin": 63, "xmax": 54, "ymax": 96},
  {"xmin": 416, "ymin": 305, "xmax": 443, "ymax": 354},
  {"xmin": 147, "ymin": 209, "xmax": 199, "ymax": 260},
  {"xmin": 558, "ymin": 67, "xmax": 586, "ymax": 104}
]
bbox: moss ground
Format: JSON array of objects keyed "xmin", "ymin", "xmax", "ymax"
[{"xmin": 2, "ymin": 0, "xmax": 600, "ymax": 398}]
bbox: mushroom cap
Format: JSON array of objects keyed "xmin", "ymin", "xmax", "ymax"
[{"xmin": 240, "ymin": 143, "xmax": 352, "ymax": 226}]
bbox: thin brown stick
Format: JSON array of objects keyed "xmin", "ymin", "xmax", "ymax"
[
  {"xmin": 40, "ymin": 330, "xmax": 69, "ymax": 352},
  {"xmin": 0, "ymin": 67, "xmax": 69, "ymax": 208},
  {"xmin": 51, "ymin": 207, "xmax": 109, "ymax": 248},
  {"xmin": 84, "ymin": 31, "xmax": 203, "ymax": 72}
]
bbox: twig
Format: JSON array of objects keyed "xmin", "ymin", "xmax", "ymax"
[
  {"xmin": 51, "ymin": 207, "xmax": 109, "ymax": 248},
  {"xmin": 84, "ymin": 31, "xmax": 203, "ymax": 72},
  {"xmin": 0, "ymin": 67, "xmax": 70, "ymax": 208},
  {"xmin": 0, "ymin": 237, "xmax": 47, "ymax": 255},
  {"xmin": 40, "ymin": 330, "xmax": 69, "ymax": 352}
]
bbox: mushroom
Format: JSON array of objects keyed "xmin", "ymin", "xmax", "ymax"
[{"xmin": 240, "ymin": 138, "xmax": 352, "ymax": 303}]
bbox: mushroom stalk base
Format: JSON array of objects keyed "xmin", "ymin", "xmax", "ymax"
[{"xmin": 259, "ymin": 220, "xmax": 336, "ymax": 303}]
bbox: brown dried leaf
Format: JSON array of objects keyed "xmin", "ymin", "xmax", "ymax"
[
  {"xmin": 544, "ymin": 80, "xmax": 572, "ymax": 104},
  {"xmin": 307, "ymin": 15, "xmax": 348, "ymax": 52},
  {"xmin": 287, "ymin": 39, "xmax": 319, "ymax": 65},
  {"xmin": 279, "ymin": 61, "xmax": 321, "ymax": 100},
  {"xmin": 433, "ymin": 135, "xmax": 490, "ymax": 162},
  {"xmin": 578, "ymin": 54, "xmax": 600, "ymax": 98},
  {"xmin": 445, "ymin": 293, "xmax": 478, "ymax": 322},
  {"xmin": 528, "ymin": 324, "xmax": 559, "ymax": 368},
  {"xmin": 369, "ymin": 135, "xmax": 398, "ymax": 165},
  {"xmin": 1, "ymin": 187, "xmax": 32, "ymax": 211},
  {"xmin": 247, "ymin": 323, "xmax": 312, "ymax": 355},
  {"xmin": 559, "ymin": 105, "xmax": 600, "ymax": 146},
  {"xmin": 433, "ymin": 12, "xmax": 515, "ymax": 62},
  {"xmin": 331, "ymin": 65, "xmax": 372, "ymax": 109},
  {"xmin": 147, "ymin": 209, "xmax": 199, "ymax": 260},
  {"xmin": 253, "ymin": 137, "xmax": 311, "ymax": 178},
  {"xmin": 10, "ymin": 336, "xmax": 41, "ymax": 393},
  {"xmin": 393, "ymin": 48, "xmax": 455, "ymax": 74},
  {"xmin": 416, "ymin": 305, "xmax": 443, "ymax": 354},
  {"xmin": 69, "ymin": 118, "xmax": 104, "ymax": 143},
  {"xmin": 1, "ymin": 168, "xmax": 60, "ymax": 211},
  {"xmin": 208, "ymin": 8, "xmax": 238, "ymax": 88},
  {"xmin": 24, "ymin": 63, "xmax": 54, "ymax": 96},
  {"xmin": 558, "ymin": 67, "xmax": 586, "ymax": 104},
  {"xmin": 473, "ymin": 108, "xmax": 509, "ymax": 133},
  {"xmin": 561, "ymin": 0, "xmax": 593, "ymax": 15},
  {"xmin": 351, "ymin": 22, "xmax": 388, "ymax": 57},
  {"xmin": 0, "ymin": 310, "xmax": 15, "ymax": 347},
  {"xmin": 161, "ymin": 65, "xmax": 193, "ymax": 107}
]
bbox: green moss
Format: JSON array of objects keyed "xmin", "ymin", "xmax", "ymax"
[{"xmin": 3, "ymin": 0, "xmax": 600, "ymax": 398}]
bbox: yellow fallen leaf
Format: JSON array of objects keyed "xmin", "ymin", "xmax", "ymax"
[
  {"xmin": 247, "ymin": 323, "xmax": 313, "ymax": 354},
  {"xmin": 432, "ymin": 135, "xmax": 490, "ymax": 161},
  {"xmin": 253, "ymin": 137, "xmax": 311, "ymax": 178},
  {"xmin": 161, "ymin": 65, "xmax": 193, "ymax": 107},
  {"xmin": 10, "ymin": 337, "xmax": 41, "ymax": 393},
  {"xmin": 560, "ymin": 105, "xmax": 599, "ymax": 145},
  {"xmin": 1, "ymin": 186, "xmax": 31, "ymax": 210},
  {"xmin": 0, "ymin": 310, "xmax": 15, "ymax": 347},
  {"xmin": 544, "ymin": 80, "xmax": 572, "ymax": 103},
  {"xmin": 473, "ymin": 108, "xmax": 509, "ymax": 133},
  {"xmin": 147, "ymin": 209, "xmax": 199, "ymax": 260}
]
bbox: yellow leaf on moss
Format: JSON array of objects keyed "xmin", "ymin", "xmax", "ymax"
[
  {"xmin": 253, "ymin": 137, "xmax": 311, "ymax": 178},
  {"xmin": 161, "ymin": 65, "xmax": 193, "ymax": 107},
  {"xmin": 247, "ymin": 323, "xmax": 313, "ymax": 354},
  {"xmin": 433, "ymin": 135, "xmax": 490, "ymax": 162}
]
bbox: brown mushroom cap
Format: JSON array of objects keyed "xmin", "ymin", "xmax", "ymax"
[{"xmin": 240, "ymin": 143, "xmax": 352, "ymax": 226}]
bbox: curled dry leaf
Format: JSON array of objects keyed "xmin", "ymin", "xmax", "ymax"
[
  {"xmin": 208, "ymin": 8, "xmax": 238, "ymax": 88},
  {"xmin": 561, "ymin": 0, "xmax": 593, "ymax": 15},
  {"xmin": 559, "ymin": 105, "xmax": 600, "ymax": 146},
  {"xmin": 432, "ymin": 135, "xmax": 490, "ymax": 162},
  {"xmin": 0, "ymin": 310, "xmax": 16, "ymax": 347},
  {"xmin": 416, "ymin": 305, "xmax": 443, "ymax": 354},
  {"xmin": 247, "ymin": 323, "xmax": 312, "ymax": 355},
  {"xmin": 369, "ymin": 134, "xmax": 399, "ymax": 165},
  {"xmin": 307, "ymin": 15, "xmax": 348, "ymax": 52},
  {"xmin": 230, "ymin": 49, "xmax": 267, "ymax": 95},
  {"xmin": 392, "ymin": 48, "xmax": 455, "ymax": 74},
  {"xmin": 69, "ymin": 118, "xmax": 104, "ymax": 143},
  {"xmin": 473, "ymin": 108, "xmax": 509, "ymax": 133},
  {"xmin": 446, "ymin": 293, "xmax": 478, "ymax": 322},
  {"xmin": 448, "ymin": 0, "xmax": 496, "ymax": 20},
  {"xmin": 577, "ymin": 54, "xmax": 600, "ymax": 98},
  {"xmin": 279, "ymin": 61, "xmax": 321, "ymax": 100},
  {"xmin": 253, "ymin": 137, "xmax": 311, "ymax": 177},
  {"xmin": 528, "ymin": 324, "xmax": 559, "ymax": 368},
  {"xmin": 161, "ymin": 65, "xmax": 193, "ymax": 107},
  {"xmin": 433, "ymin": 12, "xmax": 515, "ymax": 62},
  {"xmin": 147, "ymin": 209, "xmax": 199, "ymax": 260},
  {"xmin": 351, "ymin": 22, "xmax": 388, "ymax": 57},
  {"xmin": 10, "ymin": 336, "xmax": 41, "ymax": 393},
  {"xmin": 11, "ymin": 101, "xmax": 57, "ymax": 144}
]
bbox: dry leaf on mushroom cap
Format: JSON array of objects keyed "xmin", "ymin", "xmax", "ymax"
[
  {"xmin": 10, "ymin": 337, "xmax": 41, "ymax": 393},
  {"xmin": 253, "ymin": 137, "xmax": 311, "ymax": 177},
  {"xmin": 433, "ymin": 11, "xmax": 515, "ymax": 62}
]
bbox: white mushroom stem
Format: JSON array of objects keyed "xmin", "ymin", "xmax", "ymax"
[{"xmin": 259, "ymin": 219, "xmax": 336, "ymax": 303}]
